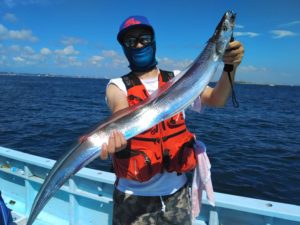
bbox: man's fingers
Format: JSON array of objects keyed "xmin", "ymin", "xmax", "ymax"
[
  {"xmin": 100, "ymin": 130, "xmax": 127, "ymax": 160},
  {"xmin": 223, "ymin": 55, "xmax": 243, "ymax": 64},
  {"xmin": 114, "ymin": 130, "xmax": 122, "ymax": 150},
  {"xmin": 226, "ymin": 41, "xmax": 241, "ymax": 51},
  {"xmin": 120, "ymin": 132, "xmax": 127, "ymax": 146},
  {"xmin": 115, "ymin": 131, "xmax": 127, "ymax": 151},
  {"xmin": 223, "ymin": 41, "xmax": 244, "ymax": 65},
  {"xmin": 224, "ymin": 48, "xmax": 243, "ymax": 58},
  {"xmin": 100, "ymin": 143, "xmax": 109, "ymax": 160},
  {"xmin": 107, "ymin": 131, "xmax": 116, "ymax": 154}
]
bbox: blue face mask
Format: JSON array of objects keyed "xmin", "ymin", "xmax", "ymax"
[{"xmin": 123, "ymin": 42, "xmax": 157, "ymax": 72}]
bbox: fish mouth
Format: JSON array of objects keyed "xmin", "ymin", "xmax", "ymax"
[
  {"xmin": 211, "ymin": 10, "xmax": 236, "ymax": 42},
  {"xmin": 220, "ymin": 10, "xmax": 236, "ymax": 32},
  {"xmin": 226, "ymin": 10, "xmax": 236, "ymax": 30}
]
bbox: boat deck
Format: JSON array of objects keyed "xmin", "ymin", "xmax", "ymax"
[{"xmin": 0, "ymin": 146, "xmax": 299, "ymax": 225}]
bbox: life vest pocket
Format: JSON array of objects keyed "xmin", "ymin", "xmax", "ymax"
[
  {"xmin": 165, "ymin": 139, "xmax": 197, "ymax": 173},
  {"xmin": 113, "ymin": 148, "xmax": 162, "ymax": 182}
]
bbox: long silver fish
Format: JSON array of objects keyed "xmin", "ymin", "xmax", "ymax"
[{"xmin": 27, "ymin": 10, "xmax": 236, "ymax": 225}]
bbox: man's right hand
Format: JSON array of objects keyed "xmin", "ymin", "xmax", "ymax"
[{"xmin": 100, "ymin": 130, "xmax": 127, "ymax": 160}]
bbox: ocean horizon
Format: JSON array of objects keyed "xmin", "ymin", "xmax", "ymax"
[{"xmin": 1, "ymin": 72, "xmax": 298, "ymax": 87}]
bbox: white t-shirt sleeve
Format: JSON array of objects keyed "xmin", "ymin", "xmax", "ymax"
[
  {"xmin": 105, "ymin": 77, "xmax": 128, "ymax": 105},
  {"xmin": 107, "ymin": 78, "xmax": 127, "ymax": 96}
]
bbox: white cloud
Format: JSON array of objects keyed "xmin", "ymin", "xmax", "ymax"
[
  {"xmin": 23, "ymin": 54, "xmax": 43, "ymax": 65},
  {"xmin": 3, "ymin": 0, "xmax": 49, "ymax": 8},
  {"xmin": 55, "ymin": 45, "xmax": 79, "ymax": 55},
  {"xmin": 67, "ymin": 56, "xmax": 82, "ymax": 66},
  {"xmin": 270, "ymin": 30, "xmax": 298, "ymax": 39},
  {"xmin": 24, "ymin": 46, "xmax": 35, "ymax": 54},
  {"xmin": 9, "ymin": 45, "xmax": 35, "ymax": 55},
  {"xmin": 102, "ymin": 50, "xmax": 118, "ymax": 57},
  {"xmin": 60, "ymin": 36, "xmax": 87, "ymax": 45},
  {"xmin": 235, "ymin": 24, "xmax": 245, "ymax": 29},
  {"xmin": 40, "ymin": 47, "xmax": 51, "ymax": 55},
  {"xmin": 157, "ymin": 57, "xmax": 192, "ymax": 71},
  {"xmin": 97, "ymin": 50, "xmax": 127, "ymax": 68},
  {"xmin": 1, "ymin": 44, "xmax": 49, "ymax": 66},
  {"xmin": 89, "ymin": 55, "xmax": 104, "ymax": 65},
  {"xmin": 280, "ymin": 20, "xmax": 300, "ymax": 27},
  {"xmin": 0, "ymin": 55, "xmax": 7, "ymax": 65},
  {"xmin": 111, "ymin": 58, "xmax": 127, "ymax": 67},
  {"xmin": 239, "ymin": 65, "xmax": 268, "ymax": 73},
  {"xmin": 0, "ymin": 24, "xmax": 9, "ymax": 36},
  {"xmin": 3, "ymin": 13, "xmax": 18, "ymax": 23},
  {"xmin": 13, "ymin": 56, "xmax": 25, "ymax": 62},
  {"xmin": 10, "ymin": 44, "xmax": 21, "ymax": 51},
  {"xmin": 0, "ymin": 24, "xmax": 38, "ymax": 42},
  {"xmin": 9, "ymin": 29, "xmax": 38, "ymax": 42},
  {"xmin": 234, "ymin": 31, "xmax": 260, "ymax": 38}
]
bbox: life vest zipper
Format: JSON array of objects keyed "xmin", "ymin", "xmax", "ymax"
[
  {"xmin": 132, "ymin": 136, "xmax": 160, "ymax": 143},
  {"xmin": 162, "ymin": 129, "xmax": 187, "ymax": 142},
  {"xmin": 167, "ymin": 122, "xmax": 185, "ymax": 129}
]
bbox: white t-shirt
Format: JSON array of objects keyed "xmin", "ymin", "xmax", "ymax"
[
  {"xmin": 108, "ymin": 72, "xmax": 158, "ymax": 95},
  {"xmin": 108, "ymin": 70, "xmax": 203, "ymax": 112},
  {"xmin": 107, "ymin": 69, "xmax": 201, "ymax": 196}
]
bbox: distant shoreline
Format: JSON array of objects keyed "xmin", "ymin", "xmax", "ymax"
[
  {"xmin": 1, "ymin": 72, "xmax": 298, "ymax": 87},
  {"xmin": 0, "ymin": 71, "xmax": 106, "ymax": 80}
]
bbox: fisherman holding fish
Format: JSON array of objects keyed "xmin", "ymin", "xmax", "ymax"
[
  {"xmin": 101, "ymin": 15, "xmax": 244, "ymax": 225},
  {"xmin": 25, "ymin": 12, "xmax": 244, "ymax": 225}
]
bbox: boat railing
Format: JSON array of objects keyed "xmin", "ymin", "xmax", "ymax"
[{"xmin": 1, "ymin": 146, "xmax": 299, "ymax": 225}]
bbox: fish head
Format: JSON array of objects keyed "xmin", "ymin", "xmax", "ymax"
[{"xmin": 212, "ymin": 10, "xmax": 236, "ymax": 56}]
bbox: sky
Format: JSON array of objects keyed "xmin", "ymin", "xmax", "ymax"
[{"xmin": 0, "ymin": 0, "xmax": 300, "ymax": 85}]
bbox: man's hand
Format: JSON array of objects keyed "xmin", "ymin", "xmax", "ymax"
[
  {"xmin": 223, "ymin": 41, "xmax": 244, "ymax": 67},
  {"xmin": 100, "ymin": 130, "xmax": 127, "ymax": 160}
]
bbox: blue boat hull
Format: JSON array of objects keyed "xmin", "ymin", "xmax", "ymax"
[{"xmin": 0, "ymin": 146, "xmax": 299, "ymax": 225}]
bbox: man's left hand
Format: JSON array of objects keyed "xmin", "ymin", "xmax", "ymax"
[{"xmin": 223, "ymin": 41, "xmax": 244, "ymax": 68}]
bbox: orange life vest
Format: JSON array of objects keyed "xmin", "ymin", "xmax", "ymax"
[{"xmin": 112, "ymin": 70, "xmax": 197, "ymax": 182}]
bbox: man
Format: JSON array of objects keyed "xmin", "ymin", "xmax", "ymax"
[{"xmin": 101, "ymin": 15, "xmax": 244, "ymax": 225}]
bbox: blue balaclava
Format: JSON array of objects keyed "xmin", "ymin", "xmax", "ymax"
[{"xmin": 117, "ymin": 15, "xmax": 157, "ymax": 72}]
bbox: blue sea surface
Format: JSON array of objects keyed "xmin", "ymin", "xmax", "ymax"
[{"xmin": 0, "ymin": 75, "xmax": 299, "ymax": 205}]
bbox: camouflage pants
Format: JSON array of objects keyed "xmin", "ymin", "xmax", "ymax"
[{"xmin": 112, "ymin": 184, "xmax": 192, "ymax": 225}]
